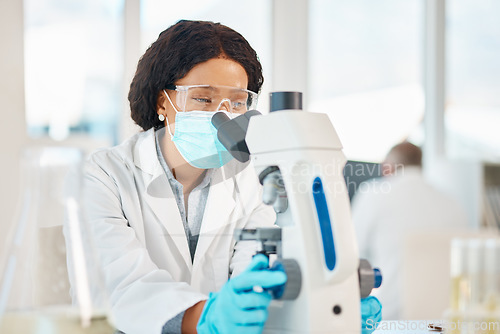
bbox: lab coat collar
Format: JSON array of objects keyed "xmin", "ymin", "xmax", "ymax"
[
  {"xmin": 144, "ymin": 172, "xmax": 193, "ymax": 270},
  {"xmin": 134, "ymin": 128, "xmax": 239, "ymax": 271},
  {"xmin": 194, "ymin": 166, "xmax": 236, "ymax": 261},
  {"xmin": 144, "ymin": 166, "xmax": 238, "ymax": 273},
  {"xmin": 134, "ymin": 129, "xmax": 192, "ymax": 269},
  {"xmin": 133, "ymin": 128, "xmax": 161, "ymax": 176}
]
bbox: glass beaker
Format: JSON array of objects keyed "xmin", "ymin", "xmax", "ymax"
[
  {"xmin": 0, "ymin": 146, "xmax": 115, "ymax": 333},
  {"xmin": 450, "ymin": 238, "xmax": 468, "ymax": 312},
  {"xmin": 484, "ymin": 238, "xmax": 500, "ymax": 334},
  {"xmin": 484, "ymin": 238, "xmax": 500, "ymax": 310}
]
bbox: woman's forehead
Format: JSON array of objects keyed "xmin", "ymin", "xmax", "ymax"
[{"xmin": 177, "ymin": 58, "xmax": 248, "ymax": 89}]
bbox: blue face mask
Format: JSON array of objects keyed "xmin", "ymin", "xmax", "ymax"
[{"xmin": 163, "ymin": 90, "xmax": 234, "ymax": 169}]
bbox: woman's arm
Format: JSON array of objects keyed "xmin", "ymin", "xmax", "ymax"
[
  {"xmin": 181, "ymin": 301, "xmax": 206, "ymax": 333},
  {"xmin": 76, "ymin": 152, "xmax": 206, "ymax": 334}
]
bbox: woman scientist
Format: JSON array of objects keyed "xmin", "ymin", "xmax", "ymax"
[
  {"xmin": 82, "ymin": 20, "xmax": 285, "ymax": 334},
  {"xmin": 79, "ymin": 19, "xmax": 380, "ymax": 334}
]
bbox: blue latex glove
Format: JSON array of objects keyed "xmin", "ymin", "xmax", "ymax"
[
  {"xmin": 197, "ymin": 254, "xmax": 287, "ymax": 334},
  {"xmin": 361, "ymin": 296, "xmax": 382, "ymax": 334}
]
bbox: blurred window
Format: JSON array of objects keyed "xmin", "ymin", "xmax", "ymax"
[
  {"xmin": 24, "ymin": 0, "xmax": 124, "ymax": 144},
  {"xmin": 308, "ymin": 0, "xmax": 424, "ymax": 162},
  {"xmin": 446, "ymin": 0, "xmax": 500, "ymax": 161}
]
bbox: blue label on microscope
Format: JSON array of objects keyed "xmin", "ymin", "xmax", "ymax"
[{"xmin": 312, "ymin": 177, "xmax": 336, "ymax": 271}]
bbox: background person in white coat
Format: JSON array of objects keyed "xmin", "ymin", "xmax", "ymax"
[
  {"xmin": 75, "ymin": 20, "xmax": 287, "ymax": 334},
  {"xmin": 351, "ymin": 141, "xmax": 468, "ymax": 320}
]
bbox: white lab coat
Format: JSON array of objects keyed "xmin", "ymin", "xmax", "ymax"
[
  {"xmin": 351, "ymin": 167, "xmax": 468, "ymax": 320},
  {"xmin": 79, "ymin": 128, "xmax": 275, "ymax": 334}
]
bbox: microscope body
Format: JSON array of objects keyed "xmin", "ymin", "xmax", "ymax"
[
  {"xmin": 245, "ymin": 110, "xmax": 361, "ymax": 333},
  {"xmin": 213, "ymin": 92, "xmax": 381, "ymax": 333}
]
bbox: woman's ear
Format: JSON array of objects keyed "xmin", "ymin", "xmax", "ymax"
[{"xmin": 156, "ymin": 91, "xmax": 167, "ymax": 113}]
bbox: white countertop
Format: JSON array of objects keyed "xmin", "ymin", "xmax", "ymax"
[{"xmin": 373, "ymin": 320, "xmax": 442, "ymax": 333}]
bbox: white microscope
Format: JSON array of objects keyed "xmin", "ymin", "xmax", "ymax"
[{"xmin": 212, "ymin": 92, "xmax": 381, "ymax": 334}]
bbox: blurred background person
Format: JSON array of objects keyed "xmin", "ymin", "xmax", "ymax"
[{"xmin": 351, "ymin": 141, "xmax": 469, "ymax": 320}]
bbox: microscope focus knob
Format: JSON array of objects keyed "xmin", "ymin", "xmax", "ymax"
[
  {"xmin": 358, "ymin": 259, "xmax": 383, "ymax": 298},
  {"xmin": 373, "ymin": 268, "xmax": 382, "ymax": 289},
  {"xmin": 270, "ymin": 259, "xmax": 302, "ymax": 300}
]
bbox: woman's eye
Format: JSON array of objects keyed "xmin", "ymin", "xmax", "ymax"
[
  {"xmin": 232, "ymin": 101, "xmax": 246, "ymax": 110},
  {"xmin": 193, "ymin": 97, "xmax": 211, "ymax": 104}
]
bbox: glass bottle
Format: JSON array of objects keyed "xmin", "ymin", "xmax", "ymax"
[
  {"xmin": 0, "ymin": 146, "xmax": 115, "ymax": 333},
  {"xmin": 465, "ymin": 239, "xmax": 484, "ymax": 334},
  {"xmin": 450, "ymin": 238, "xmax": 467, "ymax": 312},
  {"xmin": 449, "ymin": 238, "xmax": 467, "ymax": 334},
  {"xmin": 484, "ymin": 239, "xmax": 500, "ymax": 309},
  {"xmin": 484, "ymin": 238, "xmax": 500, "ymax": 334}
]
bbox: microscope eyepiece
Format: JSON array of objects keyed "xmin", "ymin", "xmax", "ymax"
[{"xmin": 270, "ymin": 91, "xmax": 303, "ymax": 112}]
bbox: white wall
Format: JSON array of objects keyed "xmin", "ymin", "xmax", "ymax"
[
  {"xmin": 0, "ymin": 1, "xmax": 28, "ymax": 248},
  {"xmin": 121, "ymin": 0, "xmax": 143, "ymax": 142},
  {"xmin": 272, "ymin": 0, "xmax": 308, "ymax": 99}
]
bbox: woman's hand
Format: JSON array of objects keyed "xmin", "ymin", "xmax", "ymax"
[
  {"xmin": 195, "ymin": 254, "xmax": 287, "ymax": 334},
  {"xmin": 361, "ymin": 296, "xmax": 382, "ymax": 334}
]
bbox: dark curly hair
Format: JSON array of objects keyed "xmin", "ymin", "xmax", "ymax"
[{"xmin": 128, "ymin": 20, "xmax": 264, "ymax": 131}]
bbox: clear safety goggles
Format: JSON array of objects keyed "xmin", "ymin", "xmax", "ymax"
[{"xmin": 165, "ymin": 84, "xmax": 259, "ymax": 114}]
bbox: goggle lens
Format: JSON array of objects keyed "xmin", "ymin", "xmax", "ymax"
[{"xmin": 172, "ymin": 85, "xmax": 258, "ymax": 113}]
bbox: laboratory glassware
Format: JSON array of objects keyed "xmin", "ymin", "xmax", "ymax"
[{"xmin": 0, "ymin": 146, "xmax": 115, "ymax": 333}]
